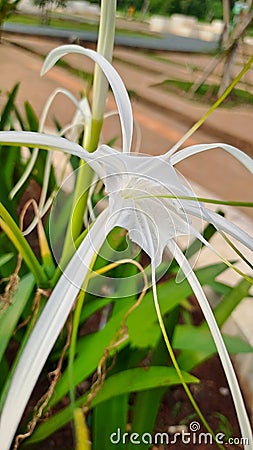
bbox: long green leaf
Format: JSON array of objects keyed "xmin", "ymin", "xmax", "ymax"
[
  {"xmin": 214, "ymin": 279, "xmax": 251, "ymax": 327},
  {"xmin": 0, "ymin": 294, "xmax": 47, "ymax": 412},
  {"xmin": 49, "ymin": 299, "xmax": 134, "ymax": 408},
  {"xmin": 50, "ymin": 264, "xmax": 227, "ymax": 411},
  {"xmin": 0, "ymin": 273, "xmax": 35, "ymax": 362},
  {"xmin": 52, "ymin": 261, "xmax": 140, "ymax": 409},
  {"xmin": 26, "ymin": 367, "xmax": 198, "ymax": 445},
  {"xmin": 0, "ymin": 254, "xmax": 13, "ymax": 267},
  {"xmin": 173, "ymin": 324, "xmax": 253, "ymax": 354},
  {"xmin": 93, "ymin": 395, "xmax": 129, "ymax": 450},
  {"xmin": 128, "ymin": 308, "xmax": 180, "ymax": 450},
  {"xmin": 24, "ymin": 102, "xmax": 39, "ymax": 132},
  {"xmin": 0, "ymin": 84, "xmax": 19, "ymax": 130},
  {"xmin": 0, "ymin": 202, "xmax": 48, "ymax": 286}
]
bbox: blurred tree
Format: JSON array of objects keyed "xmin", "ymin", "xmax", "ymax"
[
  {"xmin": 0, "ymin": 0, "xmax": 20, "ymax": 42},
  {"xmin": 33, "ymin": 0, "xmax": 67, "ymax": 24},
  {"xmin": 208, "ymin": 0, "xmax": 224, "ymax": 20},
  {"xmin": 190, "ymin": 0, "xmax": 252, "ymax": 98},
  {"xmin": 218, "ymin": 0, "xmax": 253, "ymax": 95},
  {"xmin": 180, "ymin": 0, "xmax": 209, "ymax": 19},
  {"xmin": 90, "ymin": 0, "xmax": 240, "ymax": 21},
  {"xmin": 149, "ymin": 0, "xmax": 181, "ymax": 15},
  {"xmin": 221, "ymin": 0, "xmax": 231, "ymax": 46}
]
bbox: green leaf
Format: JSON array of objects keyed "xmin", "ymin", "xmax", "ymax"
[
  {"xmin": 48, "ymin": 299, "xmax": 134, "ymax": 408},
  {"xmin": 173, "ymin": 324, "xmax": 253, "ymax": 355},
  {"xmin": 214, "ymin": 279, "xmax": 251, "ymax": 327},
  {"xmin": 24, "ymin": 102, "xmax": 39, "ymax": 131},
  {"xmin": 94, "ymin": 367, "xmax": 198, "ymax": 404},
  {"xmin": 0, "ymin": 202, "xmax": 48, "ymax": 286},
  {"xmin": 51, "ymin": 261, "xmax": 140, "ymax": 409},
  {"xmin": 127, "ymin": 388, "xmax": 166, "ymax": 450},
  {"xmin": 93, "ymin": 395, "xmax": 128, "ymax": 450},
  {"xmin": 0, "ymin": 254, "xmax": 13, "ymax": 267},
  {"xmin": 128, "ymin": 309, "xmax": 180, "ymax": 450},
  {"xmin": 0, "ymin": 84, "xmax": 19, "ymax": 130},
  {"xmin": 0, "ymin": 144, "xmax": 23, "ymax": 218},
  {"xmin": 0, "ymin": 293, "xmax": 47, "ymax": 412},
  {"xmin": 26, "ymin": 367, "xmax": 198, "ymax": 445},
  {"xmin": 13, "ymin": 106, "xmax": 25, "ymax": 131},
  {"xmin": 0, "ymin": 273, "xmax": 35, "ymax": 362}
]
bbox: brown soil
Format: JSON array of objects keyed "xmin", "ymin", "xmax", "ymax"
[{"xmin": 25, "ymin": 353, "xmax": 243, "ymax": 450}]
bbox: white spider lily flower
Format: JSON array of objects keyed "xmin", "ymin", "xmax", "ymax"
[
  {"xmin": 0, "ymin": 45, "xmax": 253, "ymax": 449},
  {"xmin": 0, "ymin": 135, "xmax": 252, "ymax": 448}
]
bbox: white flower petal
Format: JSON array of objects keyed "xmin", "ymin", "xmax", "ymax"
[
  {"xmin": 10, "ymin": 88, "xmax": 85, "ymax": 201},
  {"xmin": 169, "ymin": 143, "xmax": 253, "ymax": 174},
  {"xmin": 0, "ymin": 209, "xmax": 111, "ymax": 450},
  {"xmin": 91, "ymin": 148, "xmax": 202, "ymax": 266},
  {"xmin": 185, "ymin": 203, "xmax": 253, "ymax": 252},
  {"xmin": 167, "ymin": 239, "xmax": 253, "ymax": 448},
  {"xmin": 0, "ymin": 131, "xmax": 105, "ymax": 178},
  {"xmin": 41, "ymin": 44, "xmax": 133, "ymax": 153},
  {"xmin": 0, "ymin": 130, "xmax": 83, "ymax": 156},
  {"xmin": 69, "ymin": 97, "xmax": 91, "ymax": 142},
  {"xmin": 9, "ymin": 148, "xmax": 39, "ymax": 200}
]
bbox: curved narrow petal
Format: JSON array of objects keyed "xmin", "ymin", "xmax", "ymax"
[
  {"xmin": 9, "ymin": 88, "xmax": 85, "ymax": 201},
  {"xmin": 167, "ymin": 239, "xmax": 253, "ymax": 449},
  {"xmin": 169, "ymin": 143, "xmax": 253, "ymax": 174},
  {"xmin": 41, "ymin": 44, "xmax": 133, "ymax": 153},
  {"xmin": 0, "ymin": 131, "xmax": 105, "ymax": 178},
  {"xmin": 0, "ymin": 209, "xmax": 111, "ymax": 450},
  {"xmin": 39, "ymin": 88, "xmax": 90, "ymax": 133},
  {"xmin": 26, "ymin": 96, "xmax": 91, "ymax": 235},
  {"xmin": 185, "ymin": 203, "xmax": 253, "ymax": 252},
  {"xmin": 9, "ymin": 147, "xmax": 40, "ymax": 200}
]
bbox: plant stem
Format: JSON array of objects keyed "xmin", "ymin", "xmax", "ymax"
[
  {"xmin": 59, "ymin": 1, "xmax": 116, "ymax": 267},
  {"xmin": 151, "ymin": 268, "xmax": 225, "ymax": 450}
]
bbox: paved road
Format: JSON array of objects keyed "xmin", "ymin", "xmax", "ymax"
[{"xmin": 3, "ymin": 22, "xmax": 218, "ymax": 53}]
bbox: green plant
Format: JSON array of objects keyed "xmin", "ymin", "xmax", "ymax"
[
  {"xmin": 0, "ymin": 1, "xmax": 253, "ymax": 450},
  {"xmin": 0, "ymin": 0, "xmax": 20, "ymax": 41}
]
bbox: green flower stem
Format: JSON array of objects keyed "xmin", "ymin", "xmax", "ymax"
[
  {"xmin": 68, "ymin": 252, "xmax": 97, "ymax": 416},
  {"xmin": 59, "ymin": 1, "xmax": 116, "ymax": 268},
  {"xmin": 68, "ymin": 288, "xmax": 86, "ymax": 411},
  {"xmin": 152, "ymin": 277, "xmax": 225, "ymax": 450},
  {"xmin": 59, "ymin": 118, "xmax": 103, "ymax": 267},
  {"xmin": 0, "ymin": 203, "xmax": 48, "ymax": 286}
]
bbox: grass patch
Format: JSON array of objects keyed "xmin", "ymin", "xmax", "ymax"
[
  {"xmin": 8, "ymin": 13, "xmax": 99, "ymax": 31},
  {"xmin": 7, "ymin": 12, "xmax": 158, "ymax": 39},
  {"xmin": 159, "ymin": 79, "xmax": 253, "ymax": 107}
]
